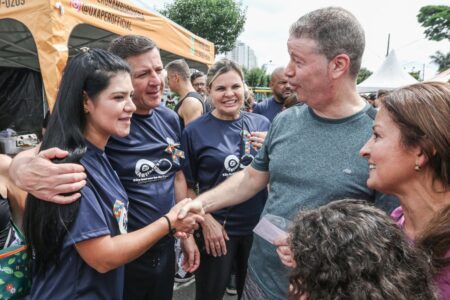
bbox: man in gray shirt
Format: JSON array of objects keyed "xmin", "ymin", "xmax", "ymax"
[{"xmin": 178, "ymin": 7, "xmax": 398, "ymax": 300}]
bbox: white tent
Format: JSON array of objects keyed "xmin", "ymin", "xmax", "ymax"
[
  {"xmin": 429, "ymin": 69, "xmax": 450, "ymax": 83},
  {"xmin": 357, "ymin": 50, "xmax": 418, "ymax": 93}
]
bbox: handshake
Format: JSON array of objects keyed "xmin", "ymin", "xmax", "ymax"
[{"xmin": 164, "ymin": 198, "xmax": 205, "ymax": 238}]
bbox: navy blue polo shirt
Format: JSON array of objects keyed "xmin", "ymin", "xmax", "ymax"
[
  {"xmin": 253, "ymin": 97, "xmax": 283, "ymax": 122},
  {"xmin": 181, "ymin": 112, "xmax": 270, "ymax": 236},
  {"xmin": 31, "ymin": 141, "xmax": 129, "ymax": 300},
  {"xmin": 106, "ymin": 106, "xmax": 182, "ymax": 234}
]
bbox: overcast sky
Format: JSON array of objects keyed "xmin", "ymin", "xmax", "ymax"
[{"xmin": 136, "ymin": 0, "xmax": 449, "ymax": 79}]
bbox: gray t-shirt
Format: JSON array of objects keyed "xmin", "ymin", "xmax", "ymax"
[{"xmin": 249, "ymin": 104, "xmax": 398, "ymax": 300}]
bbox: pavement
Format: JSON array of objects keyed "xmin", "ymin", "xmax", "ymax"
[{"xmin": 173, "ymin": 279, "xmax": 238, "ymax": 300}]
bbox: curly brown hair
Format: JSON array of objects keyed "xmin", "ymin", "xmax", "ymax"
[{"xmin": 288, "ymin": 199, "xmax": 438, "ymax": 300}]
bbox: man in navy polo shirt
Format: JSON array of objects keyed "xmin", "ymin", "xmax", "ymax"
[
  {"xmin": 253, "ymin": 67, "xmax": 293, "ymax": 122},
  {"xmin": 106, "ymin": 35, "xmax": 198, "ymax": 300}
]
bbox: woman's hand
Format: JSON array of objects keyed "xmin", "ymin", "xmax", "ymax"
[
  {"xmin": 202, "ymin": 214, "xmax": 229, "ymax": 257},
  {"xmin": 250, "ymin": 131, "xmax": 267, "ymax": 150},
  {"xmin": 274, "ymin": 238, "xmax": 296, "ymax": 268},
  {"xmin": 180, "ymin": 236, "xmax": 200, "ymax": 273}
]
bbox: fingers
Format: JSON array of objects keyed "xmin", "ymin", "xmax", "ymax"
[
  {"xmin": 276, "ymin": 245, "xmax": 295, "ymax": 268},
  {"xmin": 192, "ymin": 214, "xmax": 204, "ymax": 226},
  {"xmin": 249, "ymin": 132, "xmax": 267, "ymax": 150},
  {"xmin": 38, "ymin": 147, "xmax": 69, "ymax": 160},
  {"xmin": 47, "ymin": 192, "xmax": 82, "ymax": 205},
  {"xmin": 50, "ymin": 163, "xmax": 86, "ymax": 175},
  {"xmin": 48, "ymin": 179, "xmax": 87, "ymax": 195},
  {"xmin": 219, "ymin": 236, "xmax": 227, "ymax": 256},
  {"xmin": 178, "ymin": 199, "xmax": 203, "ymax": 219},
  {"xmin": 191, "ymin": 249, "xmax": 200, "ymax": 272},
  {"xmin": 222, "ymin": 228, "xmax": 230, "ymax": 241},
  {"xmin": 204, "ymin": 235, "xmax": 211, "ymax": 256},
  {"xmin": 174, "ymin": 232, "xmax": 188, "ymax": 239},
  {"xmin": 181, "ymin": 248, "xmax": 200, "ymax": 273},
  {"xmin": 273, "ymin": 237, "xmax": 288, "ymax": 247},
  {"xmin": 207, "ymin": 236, "xmax": 226, "ymax": 257}
]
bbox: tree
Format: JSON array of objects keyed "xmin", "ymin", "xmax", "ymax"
[
  {"xmin": 160, "ymin": 0, "xmax": 247, "ymax": 54},
  {"xmin": 357, "ymin": 67, "xmax": 372, "ymax": 84},
  {"xmin": 430, "ymin": 51, "xmax": 450, "ymax": 72},
  {"xmin": 243, "ymin": 67, "xmax": 270, "ymax": 87},
  {"xmin": 417, "ymin": 5, "xmax": 450, "ymax": 41},
  {"xmin": 409, "ymin": 70, "xmax": 421, "ymax": 81}
]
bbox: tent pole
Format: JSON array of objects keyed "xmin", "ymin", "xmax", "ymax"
[{"xmin": 386, "ymin": 34, "xmax": 390, "ymax": 57}]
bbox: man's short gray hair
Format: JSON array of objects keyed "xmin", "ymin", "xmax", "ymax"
[
  {"xmin": 289, "ymin": 7, "xmax": 365, "ymax": 77},
  {"xmin": 166, "ymin": 59, "xmax": 190, "ymax": 81}
]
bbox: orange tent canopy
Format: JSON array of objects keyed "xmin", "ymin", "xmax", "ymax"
[{"xmin": 0, "ymin": 0, "xmax": 215, "ymax": 109}]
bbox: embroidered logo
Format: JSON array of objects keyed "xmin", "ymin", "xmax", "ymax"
[
  {"xmin": 164, "ymin": 137, "xmax": 185, "ymax": 164},
  {"xmin": 113, "ymin": 199, "xmax": 128, "ymax": 234}
]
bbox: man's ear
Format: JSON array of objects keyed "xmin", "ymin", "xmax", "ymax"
[{"xmin": 329, "ymin": 54, "xmax": 350, "ymax": 79}]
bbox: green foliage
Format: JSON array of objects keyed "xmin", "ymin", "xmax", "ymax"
[
  {"xmin": 243, "ymin": 67, "xmax": 270, "ymax": 87},
  {"xmin": 357, "ymin": 67, "xmax": 373, "ymax": 84},
  {"xmin": 160, "ymin": 0, "xmax": 247, "ymax": 54},
  {"xmin": 409, "ymin": 70, "xmax": 421, "ymax": 81},
  {"xmin": 417, "ymin": 5, "xmax": 450, "ymax": 41},
  {"xmin": 430, "ymin": 50, "xmax": 450, "ymax": 72}
]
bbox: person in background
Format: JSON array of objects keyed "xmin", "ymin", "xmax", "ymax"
[
  {"xmin": 191, "ymin": 71, "xmax": 207, "ymax": 97},
  {"xmin": 360, "ymin": 82, "xmax": 450, "ymax": 299},
  {"xmin": 286, "ymin": 199, "xmax": 438, "ymax": 300},
  {"xmin": 243, "ymin": 86, "xmax": 255, "ymax": 113},
  {"xmin": 0, "ymin": 154, "xmax": 26, "ymax": 248},
  {"xmin": 373, "ymin": 89, "xmax": 389, "ymax": 108},
  {"xmin": 366, "ymin": 93, "xmax": 376, "ymax": 107},
  {"xmin": 166, "ymin": 59, "xmax": 206, "ymax": 129},
  {"xmin": 253, "ymin": 67, "xmax": 292, "ymax": 122},
  {"xmin": 282, "ymin": 93, "xmax": 300, "ymax": 110},
  {"xmin": 182, "ymin": 58, "xmax": 270, "ymax": 300},
  {"xmin": 191, "ymin": 71, "xmax": 212, "ymax": 113}
]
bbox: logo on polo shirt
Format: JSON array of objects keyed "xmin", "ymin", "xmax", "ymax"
[
  {"xmin": 135, "ymin": 158, "xmax": 173, "ymax": 178},
  {"xmin": 223, "ymin": 153, "xmax": 255, "ymax": 174},
  {"xmin": 224, "ymin": 155, "xmax": 240, "ymax": 172}
]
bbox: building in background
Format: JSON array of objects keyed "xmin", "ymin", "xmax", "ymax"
[{"xmin": 225, "ymin": 40, "xmax": 258, "ymax": 69}]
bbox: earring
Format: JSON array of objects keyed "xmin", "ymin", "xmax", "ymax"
[{"xmin": 415, "ymin": 163, "xmax": 421, "ymax": 172}]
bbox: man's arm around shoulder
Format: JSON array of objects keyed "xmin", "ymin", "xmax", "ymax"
[{"xmin": 9, "ymin": 146, "xmax": 86, "ymax": 203}]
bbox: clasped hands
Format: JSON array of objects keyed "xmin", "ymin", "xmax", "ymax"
[{"xmin": 165, "ymin": 198, "xmax": 205, "ymax": 239}]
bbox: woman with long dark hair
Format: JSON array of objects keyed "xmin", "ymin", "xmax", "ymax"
[
  {"xmin": 24, "ymin": 49, "xmax": 201, "ymax": 299},
  {"xmin": 181, "ymin": 58, "xmax": 270, "ymax": 299},
  {"xmin": 360, "ymin": 82, "xmax": 450, "ymax": 299}
]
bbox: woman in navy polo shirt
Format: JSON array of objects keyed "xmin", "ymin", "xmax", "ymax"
[
  {"xmin": 182, "ymin": 58, "xmax": 270, "ymax": 300},
  {"xmin": 24, "ymin": 49, "xmax": 201, "ymax": 300}
]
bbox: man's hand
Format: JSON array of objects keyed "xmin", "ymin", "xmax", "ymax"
[
  {"xmin": 274, "ymin": 237, "xmax": 296, "ymax": 268},
  {"xmin": 178, "ymin": 198, "xmax": 204, "ymax": 219},
  {"xmin": 180, "ymin": 235, "xmax": 200, "ymax": 273},
  {"xmin": 10, "ymin": 147, "xmax": 86, "ymax": 204},
  {"xmin": 201, "ymin": 214, "xmax": 229, "ymax": 257},
  {"xmin": 168, "ymin": 199, "xmax": 204, "ymax": 234}
]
